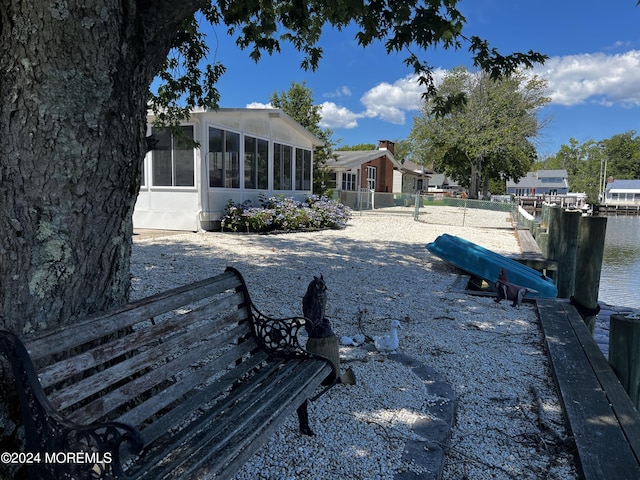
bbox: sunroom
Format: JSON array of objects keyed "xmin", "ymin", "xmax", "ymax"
[{"xmin": 134, "ymin": 108, "xmax": 323, "ymax": 231}]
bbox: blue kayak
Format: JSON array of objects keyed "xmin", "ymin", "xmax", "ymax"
[{"xmin": 426, "ymin": 233, "xmax": 558, "ymax": 298}]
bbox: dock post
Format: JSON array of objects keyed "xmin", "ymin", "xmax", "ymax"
[
  {"xmin": 556, "ymin": 210, "xmax": 581, "ymax": 298},
  {"xmin": 573, "ymin": 216, "xmax": 607, "ymax": 333},
  {"xmin": 609, "ymin": 313, "xmax": 640, "ymax": 410},
  {"xmin": 545, "ymin": 206, "xmax": 562, "ymax": 262},
  {"xmin": 546, "ymin": 207, "xmax": 580, "ymax": 295}
]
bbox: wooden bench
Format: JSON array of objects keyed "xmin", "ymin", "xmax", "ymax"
[
  {"xmin": 536, "ymin": 298, "xmax": 640, "ymax": 479},
  {"xmin": 0, "ymin": 267, "xmax": 334, "ymax": 480}
]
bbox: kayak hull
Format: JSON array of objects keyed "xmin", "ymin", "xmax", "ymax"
[{"xmin": 426, "ymin": 233, "xmax": 557, "ymax": 298}]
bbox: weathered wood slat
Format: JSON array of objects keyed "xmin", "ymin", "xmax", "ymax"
[
  {"xmin": 132, "ymin": 360, "xmax": 292, "ymax": 478},
  {"xmin": 537, "ymin": 299, "xmax": 640, "ymax": 480},
  {"xmin": 67, "ymin": 323, "xmax": 256, "ymax": 424},
  {"xmin": 129, "ymin": 347, "xmax": 268, "ymax": 445},
  {"xmin": 202, "ymin": 360, "xmax": 333, "ymax": 480},
  {"xmin": 37, "ymin": 294, "xmax": 247, "ymax": 389},
  {"xmin": 26, "ymin": 271, "xmax": 241, "ymax": 360},
  {"xmin": 562, "ymin": 302, "xmax": 640, "ymax": 463},
  {"xmin": 52, "ymin": 314, "xmax": 252, "ymax": 417},
  {"xmin": 135, "ymin": 359, "xmax": 331, "ymax": 480},
  {"xmin": 6, "ymin": 268, "xmax": 334, "ymax": 480}
]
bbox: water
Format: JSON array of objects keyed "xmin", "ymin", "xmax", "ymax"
[{"xmin": 598, "ymin": 215, "xmax": 640, "ymax": 309}]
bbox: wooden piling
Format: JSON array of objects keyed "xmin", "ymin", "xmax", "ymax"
[
  {"xmin": 609, "ymin": 313, "xmax": 640, "ymax": 410},
  {"xmin": 546, "ymin": 208, "xmax": 582, "ymax": 298},
  {"xmin": 556, "ymin": 210, "xmax": 581, "ymax": 298},
  {"xmin": 545, "ymin": 206, "xmax": 562, "ymax": 261},
  {"xmin": 573, "ymin": 216, "xmax": 608, "ymax": 333}
]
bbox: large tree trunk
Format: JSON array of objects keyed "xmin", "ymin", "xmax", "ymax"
[
  {"xmin": 469, "ymin": 155, "xmax": 483, "ymax": 200},
  {"xmin": 0, "ymin": 0, "xmax": 198, "ymax": 333},
  {"xmin": 0, "ymin": 1, "xmax": 202, "ymax": 472}
]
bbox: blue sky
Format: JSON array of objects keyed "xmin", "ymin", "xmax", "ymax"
[{"xmin": 205, "ymin": 1, "xmax": 640, "ymax": 158}]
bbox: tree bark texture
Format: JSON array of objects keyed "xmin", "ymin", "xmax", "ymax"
[{"xmin": 0, "ymin": 0, "xmax": 200, "ymax": 333}]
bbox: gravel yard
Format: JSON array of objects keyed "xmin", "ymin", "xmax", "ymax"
[{"xmin": 131, "ymin": 208, "xmax": 579, "ymax": 480}]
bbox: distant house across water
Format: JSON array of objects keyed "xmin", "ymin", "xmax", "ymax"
[
  {"xmin": 506, "ymin": 170, "xmax": 569, "ymax": 196},
  {"xmin": 603, "ymin": 179, "xmax": 640, "ymax": 206}
]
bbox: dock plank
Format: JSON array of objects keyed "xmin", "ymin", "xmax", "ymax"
[
  {"xmin": 562, "ymin": 302, "xmax": 640, "ymax": 463},
  {"xmin": 511, "ymin": 228, "xmax": 558, "ymax": 272},
  {"xmin": 537, "ymin": 299, "xmax": 640, "ymax": 480}
]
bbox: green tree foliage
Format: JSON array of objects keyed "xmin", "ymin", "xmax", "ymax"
[
  {"xmin": 537, "ymin": 131, "xmax": 640, "ymax": 203},
  {"xmin": 601, "ymin": 131, "xmax": 640, "ymax": 180},
  {"xmin": 337, "ymin": 143, "xmax": 378, "ymax": 151},
  {"xmin": 150, "ymin": 1, "xmax": 547, "ymax": 125},
  {"xmin": 269, "ymin": 81, "xmax": 335, "ymax": 194},
  {"xmin": 409, "ymin": 68, "xmax": 550, "ymax": 198}
]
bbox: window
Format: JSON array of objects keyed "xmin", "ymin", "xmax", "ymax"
[
  {"xmin": 295, "ymin": 148, "xmax": 312, "ymax": 191},
  {"xmin": 244, "ymin": 136, "xmax": 269, "ymax": 189},
  {"xmin": 327, "ymin": 172, "xmax": 337, "ymax": 190},
  {"xmin": 367, "ymin": 166, "xmax": 377, "ymax": 191},
  {"xmin": 342, "ymin": 173, "xmax": 357, "ymax": 191},
  {"xmin": 274, "ymin": 143, "xmax": 293, "ymax": 190},
  {"xmin": 208, "ymin": 127, "xmax": 240, "ymax": 188},
  {"xmin": 151, "ymin": 126, "xmax": 195, "ymax": 187}
]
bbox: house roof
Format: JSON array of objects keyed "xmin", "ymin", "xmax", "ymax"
[
  {"xmin": 506, "ymin": 170, "xmax": 569, "ymax": 189},
  {"xmin": 330, "ymin": 150, "xmax": 391, "ymax": 171},
  {"xmin": 536, "ymin": 169, "xmax": 568, "ymax": 178},
  {"xmin": 428, "ymin": 174, "xmax": 460, "ymax": 187},
  {"xmin": 148, "ymin": 107, "xmax": 325, "ymax": 147},
  {"xmin": 605, "ymin": 179, "xmax": 640, "ymax": 192},
  {"xmin": 399, "ymin": 158, "xmax": 429, "ymax": 176},
  {"xmin": 330, "ymin": 150, "xmax": 429, "ymax": 178}
]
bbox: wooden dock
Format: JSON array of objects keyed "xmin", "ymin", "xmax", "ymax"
[
  {"xmin": 596, "ymin": 204, "xmax": 640, "ymax": 215},
  {"xmin": 510, "ymin": 227, "xmax": 558, "ymax": 274},
  {"xmin": 536, "ymin": 298, "xmax": 640, "ymax": 480}
]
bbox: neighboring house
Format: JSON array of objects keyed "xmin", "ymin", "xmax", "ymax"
[
  {"xmin": 329, "ymin": 140, "xmax": 429, "ymax": 195},
  {"xmin": 134, "ymin": 108, "xmax": 323, "ymax": 231},
  {"xmin": 506, "ymin": 169, "xmax": 569, "ymax": 196},
  {"xmin": 427, "ymin": 173, "xmax": 463, "ymax": 195},
  {"xmin": 603, "ymin": 179, "xmax": 640, "ymax": 205}
]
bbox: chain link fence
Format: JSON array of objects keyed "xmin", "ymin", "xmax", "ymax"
[{"xmin": 340, "ymin": 191, "xmax": 516, "ymax": 229}]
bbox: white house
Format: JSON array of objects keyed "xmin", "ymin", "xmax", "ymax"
[
  {"xmin": 506, "ymin": 169, "xmax": 570, "ymax": 196},
  {"xmin": 603, "ymin": 179, "xmax": 640, "ymax": 206},
  {"xmin": 134, "ymin": 108, "xmax": 323, "ymax": 231}
]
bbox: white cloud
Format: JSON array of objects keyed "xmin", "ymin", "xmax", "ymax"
[
  {"xmin": 319, "ymin": 102, "xmax": 360, "ymax": 129},
  {"xmin": 245, "ymin": 102, "xmax": 274, "ymax": 109},
  {"xmin": 319, "ymin": 72, "xmax": 447, "ymax": 129},
  {"xmin": 323, "ymin": 86, "xmax": 352, "ymax": 98},
  {"xmin": 533, "ymin": 50, "xmax": 640, "ymax": 107}
]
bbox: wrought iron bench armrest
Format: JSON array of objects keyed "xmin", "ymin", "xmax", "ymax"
[{"xmin": 248, "ymin": 304, "xmax": 310, "ymax": 358}]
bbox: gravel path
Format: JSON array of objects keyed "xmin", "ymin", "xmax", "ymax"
[{"xmin": 131, "ymin": 208, "xmax": 579, "ymax": 480}]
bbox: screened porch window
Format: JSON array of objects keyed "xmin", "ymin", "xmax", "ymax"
[
  {"xmin": 208, "ymin": 127, "xmax": 240, "ymax": 188},
  {"xmin": 244, "ymin": 136, "xmax": 269, "ymax": 190},
  {"xmin": 151, "ymin": 126, "xmax": 195, "ymax": 187},
  {"xmin": 295, "ymin": 148, "xmax": 312, "ymax": 191},
  {"xmin": 274, "ymin": 143, "xmax": 293, "ymax": 190}
]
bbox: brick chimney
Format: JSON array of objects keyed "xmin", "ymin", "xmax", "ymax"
[{"xmin": 378, "ymin": 140, "xmax": 395, "ymax": 155}]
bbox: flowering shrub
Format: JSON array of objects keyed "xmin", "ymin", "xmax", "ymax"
[{"xmin": 221, "ymin": 195, "xmax": 352, "ymax": 233}]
